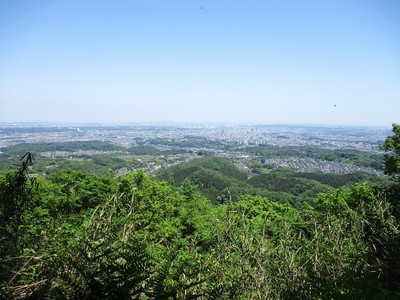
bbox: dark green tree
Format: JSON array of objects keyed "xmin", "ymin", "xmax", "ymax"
[
  {"xmin": 0, "ymin": 153, "xmax": 37, "ymax": 296},
  {"xmin": 381, "ymin": 123, "xmax": 400, "ymax": 178},
  {"xmin": 379, "ymin": 124, "xmax": 400, "ymax": 292}
]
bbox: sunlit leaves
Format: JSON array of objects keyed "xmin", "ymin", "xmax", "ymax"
[{"xmin": 1, "ymin": 164, "xmax": 399, "ymax": 298}]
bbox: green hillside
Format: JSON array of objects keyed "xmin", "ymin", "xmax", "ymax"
[
  {"xmin": 157, "ymin": 156, "xmax": 250, "ymax": 203},
  {"xmin": 157, "ymin": 155, "xmax": 387, "ymax": 206}
]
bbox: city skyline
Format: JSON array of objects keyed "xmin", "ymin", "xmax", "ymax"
[{"xmin": 1, "ymin": 0, "xmax": 399, "ymax": 126}]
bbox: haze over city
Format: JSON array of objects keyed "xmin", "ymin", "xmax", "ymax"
[{"xmin": 1, "ymin": 0, "xmax": 399, "ymax": 125}]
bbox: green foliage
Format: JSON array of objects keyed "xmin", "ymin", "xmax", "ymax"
[
  {"xmin": 0, "ymin": 153, "xmax": 36, "ymax": 240},
  {"xmin": 291, "ymin": 171, "xmax": 386, "ymax": 188},
  {"xmin": 380, "ymin": 123, "xmax": 400, "ymax": 224},
  {"xmin": 0, "ymin": 153, "xmax": 38, "ymax": 296},
  {"xmin": 381, "ymin": 123, "xmax": 400, "ymax": 177},
  {"xmin": 157, "ymin": 156, "xmax": 251, "ymax": 203},
  {"xmin": 158, "ymin": 156, "xmax": 247, "ymax": 184},
  {"xmin": 157, "ymin": 155, "xmax": 386, "ymax": 207},
  {"xmin": 315, "ymin": 183, "xmax": 400, "ymax": 294},
  {"xmin": 249, "ymin": 173, "xmax": 330, "ymax": 201},
  {"xmin": 50, "ymin": 195, "xmax": 151, "ymax": 299},
  {"xmin": 43, "ymin": 169, "xmax": 118, "ymax": 214},
  {"xmin": 91, "ymin": 154, "xmax": 129, "ymax": 169},
  {"xmin": 1, "ymin": 157, "xmax": 399, "ymax": 298}
]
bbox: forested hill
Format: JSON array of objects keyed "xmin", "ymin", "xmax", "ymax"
[
  {"xmin": 0, "ymin": 124, "xmax": 400, "ymax": 299},
  {"xmin": 156, "ymin": 155, "xmax": 387, "ymax": 206}
]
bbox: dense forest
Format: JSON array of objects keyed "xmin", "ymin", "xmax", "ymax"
[
  {"xmin": 156, "ymin": 155, "xmax": 387, "ymax": 207},
  {"xmin": 1, "ymin": 125, "xmax": 400, "ymax": 299}
]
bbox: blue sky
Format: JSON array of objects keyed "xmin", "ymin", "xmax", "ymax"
[{"xmin": 0, "ymin": 0, "xmax": 399, "ymax": 125}]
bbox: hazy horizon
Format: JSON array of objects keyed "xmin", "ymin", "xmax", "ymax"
[
  {"xmin": 0, "ymin": 121, "xmax": 393, "ymax": 130},
  {"xmin": 1, "ymin": 1, "xmax": 399, "ymax": 126}
]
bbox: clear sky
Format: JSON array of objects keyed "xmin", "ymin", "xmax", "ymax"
[{"xmin": 0, "ymin": 0, "xmax": 399, "ymax": 126}]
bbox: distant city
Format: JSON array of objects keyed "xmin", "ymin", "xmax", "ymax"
[
  {"xmin": 0, "ymin": 123, "xmax": 391, "ymax": 150},
  {"xmin": 0, "ymin": 123, "xmax": 392, "ymax": 175}
]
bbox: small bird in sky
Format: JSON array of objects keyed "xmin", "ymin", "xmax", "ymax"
[{"xmin": 334, "ymin": 104, "xmax": 337, "ymax": 108}]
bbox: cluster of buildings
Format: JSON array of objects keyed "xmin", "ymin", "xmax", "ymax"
[
  {"xmin": 262, "ymin": 157, "xmax": 381, "ymax": 175},
  {"xmin": 0, "ymin": 123, "xmax": 390, "ymax": 175}
]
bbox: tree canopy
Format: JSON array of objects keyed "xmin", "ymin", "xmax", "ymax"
[
  {"xmin": 1, "ymin": 129, "xmax": 400, "ymax": 298},
  {"xmin": 382, "ymin": 123, "xmax": 400, "ymax": 177}
]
